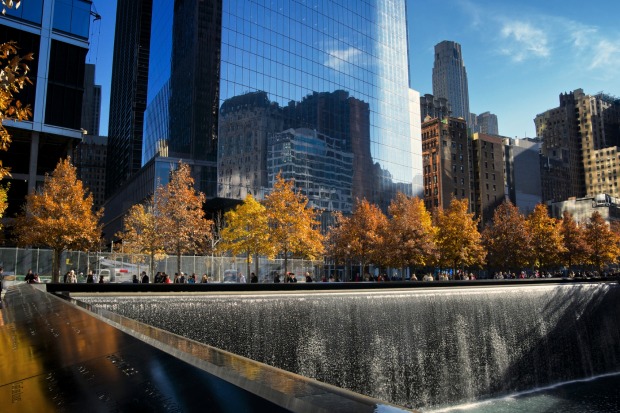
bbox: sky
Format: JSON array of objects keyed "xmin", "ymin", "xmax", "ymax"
[{"xmin": 88, "ymin": 0, "xmax": 619, "ymax": 139}]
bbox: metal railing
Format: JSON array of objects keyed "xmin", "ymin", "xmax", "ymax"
[{"xmin": 0, "ymin": 247, "xmax": 320, "ymax": 282}]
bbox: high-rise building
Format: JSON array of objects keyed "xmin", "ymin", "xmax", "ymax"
[
  {"xmin": 81, "ymin": 63, "xmax": 101, "ymax": 136},
  {"xmin": 535, "ymin": 89, "xmax": 620, "ymax": 202},
  {"xmin": 0, "ymin": 0, "xmax": 91, "ymax": 220},
  {"xmin": 476, "ymin": 112, "xmax": 499, "ymax": 135},
  {"xmin": 421, "ymin": 117, "xmax": 472, "ymax": 211},
  {"xmin": 432, "ymin": 41, "xmax": 470, "ymax": 122},
  {"xmin": 420, "ymin": 93, "xmax": 452, "ymax": 122},
  {"xmin": 103, "ymin": 0, "xmax": 422, "ymax": 238},
  {"xmin": 105, "ymin": 0, "xmax": 152, "ymax": 198},
  {"xmin": 471, "ymin": 133, "xmax": 505, "ymax": 226},
  {"xmin": 503, "ymin": 137, "xmax": 542, "ymax": 215},
  {"xmin": 73, "ymin": 135, "xmax": 107, "ymax": 211}
]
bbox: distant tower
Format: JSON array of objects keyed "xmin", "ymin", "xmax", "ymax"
[
  {"xmin": 432, "ymin": 41, "xmax": 470, "ymax": 122},
  {"xmin": 105, "ymin": 0, "xmax": 153, "ymax": 198},
  {"xmin": 477, "ymin": 112, "xmax": 499, "ymax": 135},
  {"xmin": 81, "ymin": 64, "xmax": 101, "ymax": 136}
]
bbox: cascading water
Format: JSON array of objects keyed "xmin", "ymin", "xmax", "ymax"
[{"xmin": 79, "ymin": 283, "xmax": 620, "ymax": 410}]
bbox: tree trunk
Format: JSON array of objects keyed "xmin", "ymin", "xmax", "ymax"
[
  {"xmin": 246, "ymin": 255, "xmax": 251, "ymax": 282},
  {"xmin": 149, "ymin": 251, "xmax": 155, "ymax": 282},
  {"xmin": 283, "ymin": 246, "xmax": 289, "ymax": 275},
  {"xmin": 176, "ymin": 244, "xmax": 181, "ymax": 278},
  {"xmin": 52, "ymin": 248, "xmax": 62, "ymax": 283},
  {"xmin": 254, "ymin": 254, "xmax": 259, "ymax": 282}
]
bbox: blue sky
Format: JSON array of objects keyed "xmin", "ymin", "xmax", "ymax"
[
  {"xmin": 407, "ymin": 0, "xmax": 620, "ymax": 138},
  {"xmin": 89, "ymin": 0, "xmax": 619, "ymax": 139}
]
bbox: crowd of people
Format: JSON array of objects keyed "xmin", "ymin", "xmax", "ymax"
[{"xmin": 49, "ymin": 268, "xmax": 618, "ymax": 285}]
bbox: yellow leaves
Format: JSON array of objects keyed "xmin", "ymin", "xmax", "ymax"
[
  {"xmin": 384, "ymin": 193, "xmax": 437, "ymax": 268},
  {"xmin": 221, "ymin": 195, "xmax": 272, "ymax": 258},
  {"xmin": 154, "ymin": 162, "xmax": 212, "ymax": 256},
  {"xmin": 435, "ymin": 198, "xmax": 485, "ymax": 269},
  {"xmin": 327, "ymin": 199, "xmax": 386, "ymax": 268},
  {"xmin": 0, "ymin": 41, "xmax": 33, "ymax": 179},
  {"xmin": 482, "ymin": 201, "xmax": 531, "ymax": 270},
  {"xmin": 263, "ymin": 173, "xmax": 324, "ymax": 260},
  {"xmin": 526, "ymin": 203, "xmax": 564, "ymax": 269},
  {"xmin": 14, "ymin": 158, "xmax": 102, "ymax": 278}
]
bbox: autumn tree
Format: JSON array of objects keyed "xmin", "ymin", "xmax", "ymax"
[
  {"xmin": 482, "ymin": 201, "xmax": 531, "ymax": 271},
  {"xmin": 263, "ymin": 173, "xmax": 324, "ymax": 275},
  {"xmin": 155, "ymin": 162, "xmax": 212, "ymax": 277},
  {"xmin": 584, "ymin": 211, "xmax": 619, "ymax": 272},
  {"xmin": 117, "ymin": 196, "xmax": 165, "ymax": 278},
  {"xmin": 435, "ymin": 198, "xmax": 486, "ymax": 275},
  {"xmin": 559, "ymin": 211, "xmax": 590, "ymax": 269},
  {"xmin": 220, "ymin": 195, "xmax": 273, "ymax": 280},
  {"xmin": 526, "ymin": 204, "xmax": 565, "ymax": 270},
  {"xmin": 15, "ymin": 158, "xmax": 102, "ymax": 281},
  {"xmin": 382, "ymin": 193, "xmax": 437, "ymax": 271},
  {"xmin": 0, "ymin": 40, "xmax": 33, "ymax": 228},
  {"xmin": 326, "ymin": 199, "xmax": 387, "ymax": 278}
]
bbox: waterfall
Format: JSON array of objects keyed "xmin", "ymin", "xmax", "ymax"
[{"xmin": 80, "ymin": 284, "xmax": 620, "ymax": 410}]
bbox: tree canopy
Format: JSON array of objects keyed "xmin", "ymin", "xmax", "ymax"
[
  {"xmin": 527, "ymin": 204, "xmax": 564, "ymax": 270},
  {"xmin": 221, "ymin": 194, "xmax": 273, "ymax": 280},
  {"xmin": 117, "ymin": 196, "xmax": 166, "ymax": 277},
  {"xmin": 383, "ymin": 193, "xmax": 437, "ymax": 269},
  {"xmin": 435, "ymin": 198, "xmax": 485, "ymax": 273},
  {"xmin": 328, "ymin": 198, "xmax": 387, "ymax": 277},
  {"xmin": 482, "ymin": 201, "xmax": 531, "ymax": 271},
  {"xmin": 559, "ymin": 210, "xmax": 590, "ymax": 269},
  {"xmin": 15, "ymin": 158, "xmax": 101, "ymax": 281},
  {"xmin": 263, "ymin": 173, "xmax": 324, "ymax": 274},
  {"xmin": 584, "ymin": 211, "xmax": 619, "ymax": 272},
  {"xmin": 155, "ymin": 162, "xmax": 212, "ymax": 277}
]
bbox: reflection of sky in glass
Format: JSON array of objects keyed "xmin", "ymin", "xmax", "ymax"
[
  {"xmin": 3, "ymin": 0, "xmax": 43, "ymax": 24},
  {"xmin": 146, "ymin": 0, "xmax": 173, "ymax": 105},
  {"xmin": 219, "ymin": 0, "xmax": 414, "ymax": 190}
]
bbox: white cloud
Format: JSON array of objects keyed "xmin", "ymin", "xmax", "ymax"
[
  {"xmin": 568, "ymin": 24, "xmax": 620, "ymax": 78},
  {"xmin": 499, "ymin": 21, "xmax": 549, "ymax": 62},
  {"xmin": 324, "ymin": 47, "xmax": 362, "ymax": 70},
  {"xmin": 589, "ymin": 39, "xmax": 620, "ymax": 72}
]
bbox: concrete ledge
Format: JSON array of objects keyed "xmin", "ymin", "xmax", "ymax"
[{"xmin": 45, "ymin": 276, "xmax": 619, "ymax": 295}]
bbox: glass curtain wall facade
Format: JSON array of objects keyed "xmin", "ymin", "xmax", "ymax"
[
  {"xmin": 0, "ymin": 0, "xmax": 90, "ymax": 220},
  {"xmin": 106, "ymin": 0, "xmax": 152, "ymax": 198},
  {"xmin": 139, "ymin": 0, "xmax": 419, "ymax": 212},
  {"xmin": 218, "ymin": 0, "xmax": 418, "ymax": 211}
]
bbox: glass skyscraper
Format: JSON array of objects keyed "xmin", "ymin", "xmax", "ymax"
[
  {"xmin": 107, "ymin": 0, "xmax": 421, "ymax": 237},
  {"xmin": 216, "ymin": 0, "xmax": 420, "ymax": 210}
]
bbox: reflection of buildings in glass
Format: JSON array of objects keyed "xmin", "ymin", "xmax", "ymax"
[
  {"xmin": 218, "ymin": 90, "xmax": 371, "ymax": 213},
  {"xmin": 283, "ymin": 91, "xmax": 375, "ymax": 206},
  {"xmin": 219, "ymin": 0, "xmax": 417, "ymax": 209},
  {"xmin": 217, "ymin": 91, "xmax": 283, "ymax": 199},
  {"xmin": 143, "ymin": 79, "xmax": 171, "ymax": 163},
  {"xmin": 103, "ymin": 0, "xmax": 420, "ymax": 238},
  {"xmin": 268, "ymin": 128, "xmax": 353, "ymax": 213},
  {"xmin": 168, "ymin": 0, "xmax": 220, "ymax": 165},
  {"xmin": 106, "ymin": 0, "xmax": 152, "ymax": 198}
]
